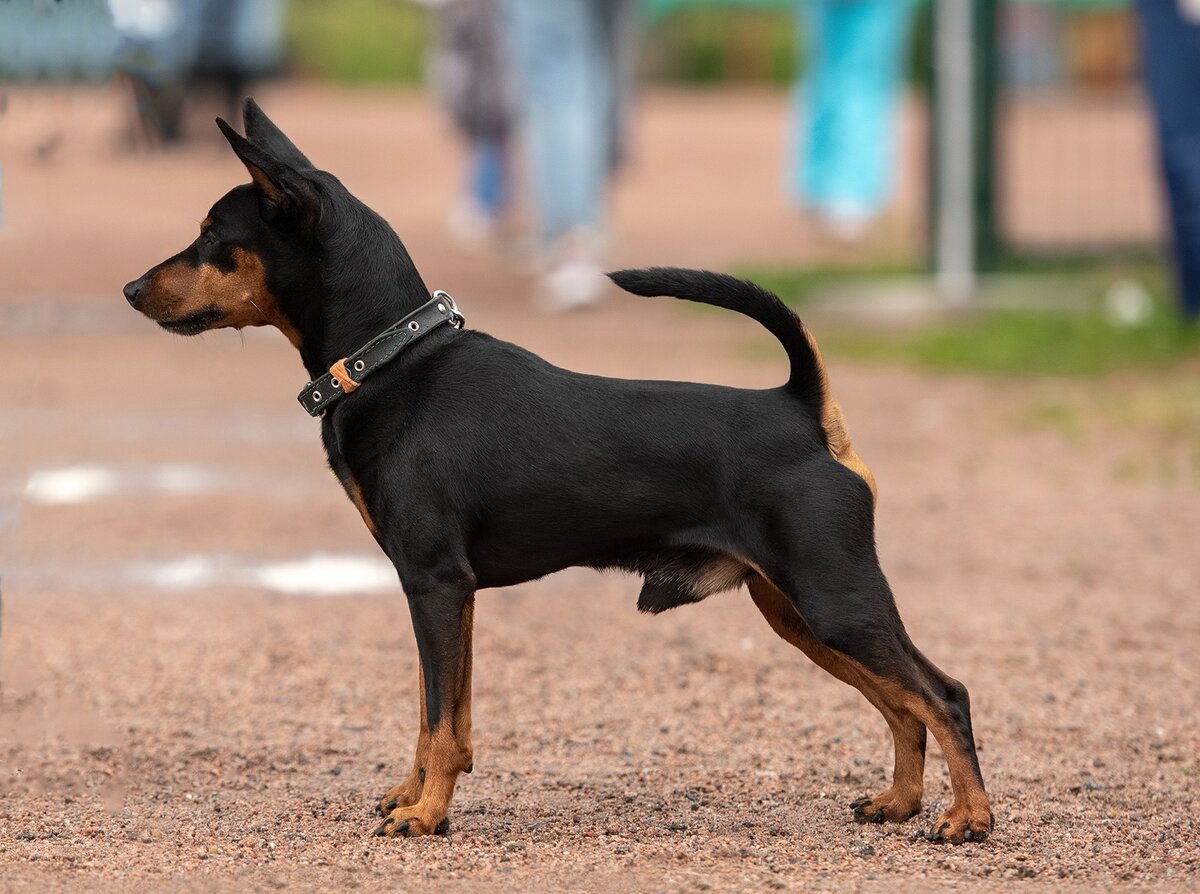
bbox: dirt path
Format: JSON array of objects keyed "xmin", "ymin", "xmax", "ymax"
[{"xmin": 1, "ymin": 85, "xmax": 1197, "ymax": 892}]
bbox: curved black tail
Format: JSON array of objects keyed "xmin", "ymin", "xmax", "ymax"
[{"xmin": 608, "ymin": 267, "xmax": 825, "ymax": 410}]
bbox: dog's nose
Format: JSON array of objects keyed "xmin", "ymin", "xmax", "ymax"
[{"xmin": 123, "ymin": 279, "xmax": 142, "ymax": 307}]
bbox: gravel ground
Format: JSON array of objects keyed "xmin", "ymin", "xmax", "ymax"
[{"xmin": 1, "ymin": 85, "xmax": 1197, "ymax": 892}]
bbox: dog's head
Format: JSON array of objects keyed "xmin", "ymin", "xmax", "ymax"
[
  {"xmin": 123, "ymin": 99, "xmax": 427, "ymax": 357},
  {"xmin": 122, "ymin": 100, "xmax": 326, "ymax": 345}
]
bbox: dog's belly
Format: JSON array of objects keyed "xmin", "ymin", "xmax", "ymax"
[{"xmin": 466, "ymin": 498, "xmax": 750, "ymax": 609}]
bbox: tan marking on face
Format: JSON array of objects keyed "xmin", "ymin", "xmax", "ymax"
[
  {"xmin": 200, "ymin": 217, "xmax": 213, "ymax": 232},
  {"xmin": 148, "ymin": 247, "xmax": 301, "ymax": 347},
  {"xmin": 802, "ymin": 326, "xmax": 878, "ymax": 502}
]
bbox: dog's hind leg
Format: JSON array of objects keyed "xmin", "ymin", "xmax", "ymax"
[
  {"xmin": 375, "ymin": 575, "xmax": 475, "ymax": 838},
  {"xmin": 748, "ymin": 575, "xmax": 927, "ymax": 824},
  {"xmin": 750, "ymin": 564, "xmax": 991, "ymax": 842},
  {"xmin": 376, "ymin": 664, "xmax": 432, "ymax": 816}
]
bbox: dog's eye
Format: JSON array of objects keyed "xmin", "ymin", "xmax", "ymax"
[{"xmin": 202, "ymin": 232, "xmax": 220, "ymax": 248}]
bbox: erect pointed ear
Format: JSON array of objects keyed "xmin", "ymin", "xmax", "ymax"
[
  {"xmin": 217, "ymin": 117, "xmax": 320, "ymax": 236},
  {"xmin": 241, "ymin": 98, "xmax": 314, "ymax": 170}
]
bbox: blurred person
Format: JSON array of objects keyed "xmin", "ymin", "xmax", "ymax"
[
  {"xmin": 422, "ymin": 0, "xmax": 514, "ymax": 249},
  {"xmin": 1136, "ymin": 0, "xmax": 1200, "ymax": 318},
  {"xmin": 790, "ymin": 0, "xmax": 917, "ymax": 241},
  {"xmin": 496, "ymin": 0, "xmax": 636, "ymax": 310},
  {"xmin": 111, "ymin": 0, "xmax": 284, "ymax": 145}
]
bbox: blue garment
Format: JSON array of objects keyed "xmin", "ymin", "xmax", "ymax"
[
  {"xmin": 1136, "ymin": 0, "xmax": 1200, "ymax": 317},
  {"xmin": 791, "ymin": 0, "xmax": 915, "ymax": 218},
  {"xmin": 471, "ymin": 137, "xmax": 509, "ymax": 215},
  {"xmin": 497, "ymin": 0, "xmax": 625, "ymax": 245}
]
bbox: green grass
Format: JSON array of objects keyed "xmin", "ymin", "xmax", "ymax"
[
  {"xmin": 286, "ymin": 0, "xmax": 429, "ymax": 84},
  {"xmin": 739, "ymin": 258, "xmax": 1200, "ymax": 377},
  {"xmin": 827, "ymin": 309, "xmax": 1200, "ymax": 376}
]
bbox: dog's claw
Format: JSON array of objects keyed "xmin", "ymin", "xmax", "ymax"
[
  {"xmin": 871, "ymin": 809, "xmax": 885, "ymax": 824},
  {"xmin": 434, "ymin": 817, "xmax": 451, "ymax": 835}
]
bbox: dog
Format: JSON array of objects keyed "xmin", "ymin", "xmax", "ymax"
[{"xmin": 122, "ymin": 99, "xmax": 993, "ymax": 843}]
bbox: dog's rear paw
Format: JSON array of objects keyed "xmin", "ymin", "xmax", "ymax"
[
  {"xmin": 849, "ymin": 788, "xmax": 921, "ymax": 824},
  {"xmin": 925, "ymin": 802, "xmax": 993, "ymax": 844},
  {"xmin": 373, "ymin": 805, "xmax": 451, "ymax": 838}
]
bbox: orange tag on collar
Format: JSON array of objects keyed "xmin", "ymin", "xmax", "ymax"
[{"xmin": 329, "ymin": 358, "xmax": 360, "ymax": 393}]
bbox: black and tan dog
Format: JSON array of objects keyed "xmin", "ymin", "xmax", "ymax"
[{"xmin": 123, "ymin": 100, "xmax": 993, "ymax": 843}]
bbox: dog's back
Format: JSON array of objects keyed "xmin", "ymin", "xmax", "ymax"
[{"xmin": 609, "ymin": 268, "xmax": 877, "ymax": 500}]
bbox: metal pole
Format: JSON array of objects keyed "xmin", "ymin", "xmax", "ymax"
[{"xmin": 934, "ymin": 0, "xmax": 976, "ymax": 300}]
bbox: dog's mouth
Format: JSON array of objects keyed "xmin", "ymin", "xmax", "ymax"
[{"xmin": 155, "ymin": 306, "xmax": 225, "ymax": 336}]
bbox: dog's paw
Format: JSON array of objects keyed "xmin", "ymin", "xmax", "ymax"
[
  {"xmin": 924, "ymin": 802, "xmax": 993, "ymax": 844},
  {"xmin": 376, "ymin": 775, "xmax": 424, "ymax": 817},
  {"xmin": 849, "ymin": 789, "xmax": 922, "ymax": 824},
  {"xmin": 372, "ymin": 805, "xmax": 451, "ymax": 838}
]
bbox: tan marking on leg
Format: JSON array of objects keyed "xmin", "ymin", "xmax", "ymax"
[
  {"xmin": 377, "ymin": 665, "xmax": 430, "ymax": 815},
  {"xmin": 376, "ymin": 599, "xmax": 474, "ymax": 837},
  {"xmin": 869, "ymin": 671, "xmax": 992, "ymax": 842},
  {"xmin": 747, "ymin": 575, "xmax": 925, "ymax": 822},
  {"xmin": 801, "ymin": 326, "xmax": 877, "ymax": 501}
]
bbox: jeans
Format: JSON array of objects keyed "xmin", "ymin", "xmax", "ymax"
[
  {"xmin": 470, "ymin": 137, "xmax": 508, "ymax": 216},
  {"xmin": 791, "ymin": 0, "xmax": 915, "ymax": 219},
  {"xmin": 1137, "ymin": 0, "xmax": 1200, "ymax": 317},
  {"xmin": 497, "ymin": 0, "xmax": 627, "ymax": 246}
]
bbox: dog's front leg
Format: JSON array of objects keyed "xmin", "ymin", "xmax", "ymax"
[
  {"xmin": 374, "ymin": 581, "xmax": 474, "ymax": 838},
  {"xmin": 376, "ymin": 664, "xmax": 431, "ymax": 817}
]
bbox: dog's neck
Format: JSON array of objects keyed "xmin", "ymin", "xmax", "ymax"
[{"xmin": 291, "ymin": 236, "xmax": 431, "ymax": 381}]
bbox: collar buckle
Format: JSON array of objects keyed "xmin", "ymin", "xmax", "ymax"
[{"xmin": 434, "ymin": 289, "xmax": 465, "ymax": 329}]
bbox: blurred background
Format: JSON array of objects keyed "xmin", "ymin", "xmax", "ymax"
[
  {"xmin": 3, "ymin": 1, "xmax": 1199, "ymax": 338},
  {"xmin": 1, "ymin": 3, "xmax": 1198, "ymax": 886}
]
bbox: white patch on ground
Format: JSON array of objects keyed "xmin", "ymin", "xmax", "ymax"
[
  {"xmin": 24, "ymin": 465, "xmax": 123, "ymax": 505},
  {"xmin": 248, "ymin": 554, "xmax": 397, "ymax": 596},
  {"xmin": 23, "ymin": 463, "xmax": 221, "ymax": 506},
  {"xmin": 124, "ymin": 553, "xmax": 396, "ymax": 596},
  {"xmin": 131, "ymin": 555, "xmax": 223, "ymax": 590},
  {"xmin": 146, "ymin": 464, "xmax": 221, "ymax": 494}
]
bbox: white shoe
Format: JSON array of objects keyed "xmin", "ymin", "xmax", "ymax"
[
  {"xmin": 817, "ymin": 201, "xmax": 875, "ymax": 243},
  {"xmin": 540, "ymin": 257, "xmax": 605, "ymax": 311},
  {"xmin": 536, "ymin": 227, "xmax": 608, "ymax": 311},
  {"xmin": 447, "ymin": 196, "xmax": 498, "ymax": 251}
]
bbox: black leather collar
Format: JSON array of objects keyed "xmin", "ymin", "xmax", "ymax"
[{"xmin": 297, "ymin": 291, "xmax": 464, "ymax": 417}]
